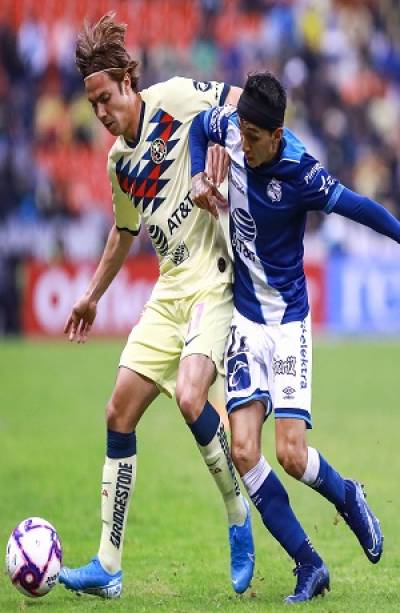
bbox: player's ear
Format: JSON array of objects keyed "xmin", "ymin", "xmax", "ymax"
[
  {"xmin": 273, "ymin": 127, "xmax": 283, "ymax": 143},
  {"xmin": 123, "ymin": 73, "xmax": 131, "ymax": 95}
]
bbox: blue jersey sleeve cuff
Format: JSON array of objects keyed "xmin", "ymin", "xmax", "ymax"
[{"xmin": 324, "ymin": 183, "xmax": 344, "ymax": 214}]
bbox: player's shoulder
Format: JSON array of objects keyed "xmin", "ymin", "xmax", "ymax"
[
  {"xmin": 281, "ymin": 129, "xmax": 306, "ymax": 164},
  {"xmin": 280, "ymin": 129, "xmax": 320, "ymax": 180},
  {"xmin": 140, "ymin": 76, "xmax": 195, "ymax": 102}
]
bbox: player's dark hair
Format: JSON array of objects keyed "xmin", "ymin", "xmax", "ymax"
[
  {"xmin": 76, "ymin": 13, "xmax": 139, "ymax": 91},
  {"xmin": 238, "ymin": 71, "xmax": 286, "ymax": 131}
]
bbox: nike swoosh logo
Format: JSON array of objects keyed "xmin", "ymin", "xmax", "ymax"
[{"xmin": 184, "ymin": 333, "xmax": 200, "ymax": 347}]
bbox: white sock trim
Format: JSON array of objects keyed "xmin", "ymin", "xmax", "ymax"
[
  {"xmin": 242, "ymin": 455, "xmax": 272, "ymax": 498},
  {"xmin": 301, "ymin": 446, "xmax": 320, "ymax": 485}
]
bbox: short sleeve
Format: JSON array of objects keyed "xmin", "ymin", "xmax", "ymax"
[
  {"xmin": 108, "ymin": 155, "xmax": 141, "ymax": 235},
  {"xmin": 298, "ymin": 153, "xmax": 344, "ymax": 213},
  {"xmin": 201, "ymin": 105, "xmax": 236, "ymax": 146}
]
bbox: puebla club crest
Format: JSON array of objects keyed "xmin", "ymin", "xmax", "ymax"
[
  {"xmin": 151, "ymin": 138, "xmax": 167, "ymax": 164},
  {"xmin": 267, "ymin": 178, "xmax": 282, "ymax": 203}
]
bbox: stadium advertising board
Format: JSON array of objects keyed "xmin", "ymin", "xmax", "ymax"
[
  {"xmin": 23, "ymin": 257, "xmax": 159, "ymax": 336},
  {"xmin": 22, "ymin": 257, "xmax": 326, "ymax": 336},
  {"xmin": 327, "ymin": 255, "xmax": 400, "ymax": 333}
]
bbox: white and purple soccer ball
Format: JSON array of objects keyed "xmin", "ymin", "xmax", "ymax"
[{"xmin": 5, "ymin": 517, "xmax": 62, "ymax": 597}]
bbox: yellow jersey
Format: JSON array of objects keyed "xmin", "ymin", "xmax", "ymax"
[{"xmin": 108, "ymin": 77, "xmax": 233, "ymax": 299}]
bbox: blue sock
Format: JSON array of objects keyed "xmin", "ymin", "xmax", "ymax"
[
  {"xmin": 107, "ymin": 429, "xmax": 136, "ymax": 459},
  {"xmin": 188, "ymin": 401, "xmax": 220, "ymax": 446},
  {"xmin": 313, "ymin": 453, "xmax": 346, "ymax": 509},
  {"xmin": 294, "ymin": 538, "xmax": 323, "ymax": 568},
  {"xmin": 251, "ymin": 471, "xmax": 309, "ymax": 558}
]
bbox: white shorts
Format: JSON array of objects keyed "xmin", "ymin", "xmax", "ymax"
[{"xmin": 225, "ymin": 309, "xmax": 312, "ymax": 428}]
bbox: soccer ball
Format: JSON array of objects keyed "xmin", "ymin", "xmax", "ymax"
[{"xmin": 5, "ymin": 517, "xmax": 62, "ymax": 597}]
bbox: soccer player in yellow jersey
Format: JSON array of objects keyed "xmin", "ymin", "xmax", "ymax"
[{"xmin": 59, "ymin": 14, "xmax": 254, "ymax": 598}]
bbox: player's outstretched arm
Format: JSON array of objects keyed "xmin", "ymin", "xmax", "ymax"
[
  {"xmin": 64, "ymin": 225, "xmax": 134, "ymax": 343},
  {"xmin": 333, "ymin": 187, "xmax": 400, "ymax": 243}
]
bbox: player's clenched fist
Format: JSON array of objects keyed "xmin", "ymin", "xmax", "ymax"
[
  {"xmin": 64, "ymin": 295, "xmax": 97, "ymax": 343},
  {"xmin": 191, "ymin": 172, "xmax": 227, "ymax": 219}
]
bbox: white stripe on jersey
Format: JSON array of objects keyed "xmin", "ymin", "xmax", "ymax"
[{"xmin": 226, "ymin": 125, "xmax": 286, "ymax": 324}]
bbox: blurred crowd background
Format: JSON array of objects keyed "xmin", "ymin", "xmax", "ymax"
[{"xmin": 1, "ymin": 0, "xmax": 400, "ymax": 334}]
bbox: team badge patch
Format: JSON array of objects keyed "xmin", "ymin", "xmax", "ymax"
[
  {"xmin": 171, "ymin": 241, "xmax": 189, "ymax": 265},
  {"xmin": 192, "ymin": 80, "xmax": 212, "ymax": 92},
  {"xmin": 150, "ymin": 138, "xmax": 167, "ymax": 164},
  {"xmin": 267, "ymin": 178, "xmax": 282, "ymax": 202},
  {"xmin": 227, "ymin": 352, "xmax": 251, "ymax": 392}
]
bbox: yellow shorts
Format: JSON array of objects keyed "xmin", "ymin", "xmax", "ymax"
[{"xmin": 119, "ymin": 283, "xmax": 233, "ymax": 397}]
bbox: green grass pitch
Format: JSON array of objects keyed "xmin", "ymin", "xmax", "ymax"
[{"xmin": 0, "ymin": 339, "xmax": 399, "ymax": 612}]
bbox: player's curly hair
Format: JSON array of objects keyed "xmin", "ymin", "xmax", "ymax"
[{"xmin": 76, "ymin": 12, "xmax": 139, "ymax": 91}]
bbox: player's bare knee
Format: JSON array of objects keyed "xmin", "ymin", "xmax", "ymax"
[
  {"xmin": 231, "ymin": 438, "xmax": 260, "ymax": 476},
  {"xmin": 176, "ymin": 387, "xmax": 206, "ymax": 422},
  {"xmin": 106, "ymin": 395, "xmax": 130, "ymax": 431},
  {"xmin": 276, "ymin": 441, "xmax": 307, "ymax": 479}
]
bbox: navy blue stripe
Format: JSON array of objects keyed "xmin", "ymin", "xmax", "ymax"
[
  {"xmin": 116, "ymin": 225, "xmax": 141, "ymax": 236},
  {"xmin": 124, "ymin": 101, "xmax": 146, "ymax": 148},
  {"xmin": 188, "ymin": 401, "xmax": 219, "ymax": 446},
  {"xmin": 227, "ymin": 389, "xmax": 271, "ymax": 414},
  {"xmin": 219, "ymin": 83, "xmax": 230, "ymax": 105},
  {"xmin": 274, "ymin": 408, "xmax": 312, "ymax": 429},
  {"xmin": 107, "ymin": 429, "xmax": 136, "ymax": 459}
]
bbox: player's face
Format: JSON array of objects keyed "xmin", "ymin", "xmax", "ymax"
[
  {"xmin": 85, "ymin": 72, "xmax": 135, "ymax": 137},
  {"xmin": 239, "ymin": 119, "xmax": 283, "ymax": 168}
]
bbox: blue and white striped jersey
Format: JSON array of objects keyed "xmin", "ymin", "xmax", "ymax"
[{"xmin": 198, "ymin": 106, "xmax": 344, "ymax": 325}]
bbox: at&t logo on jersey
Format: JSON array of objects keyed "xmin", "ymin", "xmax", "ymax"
[
  {"xmin": 231, "ymin": 208, "xmax": 257, "ymax": 241},
  {"xmin": 148, "ymin": 224, "xmax": 169, "ymax": 256},
  {"xmin": 267, "ymin": 178, "xmax": 282, "ymax": 202},
  {"xmin": 231, "ymin": 208, "xmax": 257, "ymax": 262}
]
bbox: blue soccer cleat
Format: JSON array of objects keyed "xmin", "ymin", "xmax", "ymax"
[
  {"xmin": 229, "ymin": 496, "xmax": 255, "ymax": 593},
  {"xmin": 337, "ymin": 479, "xmax": 383, "ymax": 563},
  {"xmin": 59, "ymin": 556, "xmax": 122, "ymax": 598},
  {"xmin": 284, "ymin": 562, "xmax": 330, "ymax": 604}
]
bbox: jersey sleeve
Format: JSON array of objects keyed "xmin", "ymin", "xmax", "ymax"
[
  {"xmin": 189, "ymin": 105, "xmax": 236, "ymax": 176},
  {"xmin": 107, "ymin": 154, "xmax": 141, "ymax": 235},
  {"xmin": 201, "ymin": 105, "xmax": 236, "ymax": 146},
  {"xmin": 297, "ymin": 153, "xmax": 344, "ymax": 213}
]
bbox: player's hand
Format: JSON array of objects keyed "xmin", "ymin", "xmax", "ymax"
[
  {"xmin": 64, "ymin": 295, "xmax": 97, "ymax": 343},
  {"xmin": 206, "ymin": 144, "xmax": 230, "ymax": 187},
  {"xmin": 191, "ymin": 172, "xmax": 227, "ymax": 219}
]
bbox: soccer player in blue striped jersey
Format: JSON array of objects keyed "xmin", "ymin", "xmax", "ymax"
[{"xmin": 189, "ymin": 71, "xmax": 396, "ymax": 603}]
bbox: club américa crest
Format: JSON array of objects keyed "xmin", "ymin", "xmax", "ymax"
[{"xmin": 150, "ymin": 138, "xmax": 167, "ymax": 164}]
